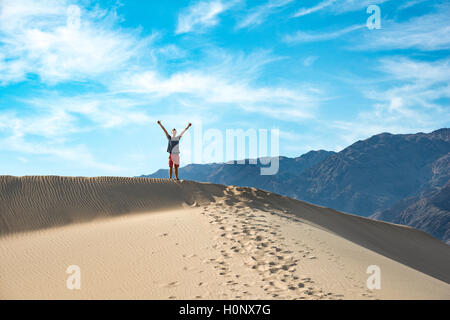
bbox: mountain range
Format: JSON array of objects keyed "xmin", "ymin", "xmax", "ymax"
[{"xmin": 142, "ymin": 129, "xmax": 450, "ymax": 244}]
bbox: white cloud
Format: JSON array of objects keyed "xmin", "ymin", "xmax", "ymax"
[
  {"xmin": 331, "ymin": 57, "xmax": 450, "ymax": 144},
  {"xmin": 0, "ymin": 0, "xmax": 333, "ymax": 173},
  {"xmin": 0, "ymin": 107, "xmax": 78, "ymax": 141},
  {"xmin": 113, "ymin": 50, "xmax": 321, "ymax": 121},
  {"xmin": 293, "ymin": 0, "xmax": 336, "ymax": 17},
  {"xmin": 0, "ymin": 111, "xmax": 121, "ymax": 172},
  {"xmin": 368, "ymin": 58, "xmax": 450, "ymax": 114},
  {"xmin": 0, "ymin": 1, "xmax": 161, "ymax": 172},
  {"xmin": 153, "ymin": 44, "xmax": 188, "ymax": 61},
  {"xmin": 283, "ymin": 24, "xmax": 365, "ymax": 43},
  {"xmin": 115, "ymin": 70, "xmax": 319, "ymax": 121},
  {"xmin": 0, "ymin": 89, "xmax": 159, "ymax": 172},
  {"xmin": 0, "ymin": 0, "xmax": 154, "ymax": 85},
  {"xmin": 378, "ymin": 58, "xmax": 450, "ymax": 83},
  {"xmin": 25, "ymin": 94, "xmax": 155, "ymax": 129},
  {"xmin": 359, "ymin": 8, "xmax": 450, "ymax": 51},
  {"xmin": 334, "ymin": 0, "xmax": 390, "ymax": 13},
  {"xmin": 236, "ymin": 0, "xmax": 293, "ymax": 29},
  {"xmin": 398, "ymin": 0, "xmax": 429, "ymax": 10},
  {"xmin": 176, "ymin": 0, "xmax": 234, "ymax": 34},
  {"xmin": 303, "ymin": 56, "xmax": 318, "ymax": 67},
  {"xmin": 293, "ymin": 0, "xmax": 389, "ymax": 17},
  {"xmin": 17, "ymin": 157, "xmax": 29, "ymax": 163}
]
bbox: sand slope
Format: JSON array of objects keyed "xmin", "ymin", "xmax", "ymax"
[
  {"xmin": 0, "ymin": 176, "xmax": 222, "ymax": 235},
  {"xmin": 0, "ymin": 176, "xmax": 449, "ymax": 299}
]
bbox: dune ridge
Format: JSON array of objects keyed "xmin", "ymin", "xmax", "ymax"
[
  {"xmin": 0, "ymin": 176, "xmax": 223, "ymax": 236},
  {"xmin": 1, "ymin": 176, "xmax": 449, "ymax": 299}
]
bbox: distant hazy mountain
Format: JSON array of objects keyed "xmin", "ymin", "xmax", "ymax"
[
  {"xmin": 370, "ymin": 151, "xmax": 449, "ymax": 242},
  {"xmin": 292, "ymin": 129, "xmax": 450, "ymax": 217},
  {"xmin": 372, "ymin": 181, "xmax": 450, "ymax": 244},
  {"xmin": 142, "ymin": 129, "xmax": 450, "ymax": 242},
  {"xmin": 144, "ymin": 150, "xmax": 335, "ymax": 195}
]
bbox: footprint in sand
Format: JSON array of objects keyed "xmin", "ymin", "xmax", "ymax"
[
  {"xmin": 201, "ymin": 204, "xmax": 334, "ymax": 300},
  {"xmin": 166, "ymin": 281, "xmax": 180, "ymax": 288}
]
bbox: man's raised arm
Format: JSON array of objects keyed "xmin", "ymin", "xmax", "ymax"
[
  {"xmin": 179, "ymin": 123, "xmax": 192, "ymax": 138},
  {"xmin": 157, "ymin": 121, "xmax": 170, "ymax": 139}
]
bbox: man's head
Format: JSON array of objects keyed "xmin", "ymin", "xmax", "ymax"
[{"xmin": 172, "ymin": 128, "xmax": 177, "ymax": 137}]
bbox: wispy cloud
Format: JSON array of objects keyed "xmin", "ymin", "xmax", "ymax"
[
  {"xmin": 334, "ymin": 0, "xmax": 390, "ymax": 13},
  {"xmin": 398, "ymin": 0, "xmax": 429, "ymax": 10},
  {"xmin": 2, "ymin": 0, "xmax": 445, "ymax": 176},
  {"xmin": 369, "ymin": 58, "xmax": 450, "ymax": 115},
  {"xmin": 293, "ymin": 0, "xmax": 336, "ymax": 17},
  {"xmin": 378, "ymin": 57, "xmax": 450, "ymax": 84},
  {"xmin": 113, "ymin": 50, "xmax": 322, "ymax": 121},
  {"xmin": 283, "ymin": 24, "xmax": 365, "ymax": 43},
  {"xmin": 24, "ymin": 94, "xmax": 155, "ymax": 129},
  {"xmin": 236, "ymin": 0, "xmax": 293, "ymax": 29},
  {"xmin": 0, "ymin": 88, "xmax": 165, "ymax": 172},
  {"xmin": 0, "ymin": 0, "xmax": 154, "ymax": 85},
  {"xmin": 331, "ymin": 57, "xmax": 450, "ymax": 144},
  {"xmin": 0, "ymin": 0, "xmax": 161, "ymax": 172},
  {"xmin": 303, "ymin": 56, "xmax": 319, "ymax": 67},
  {"xmin": 0, "ymin": 110, "xmax": 121, "ymax": 172},
  {"xmin": 293, "ymin": 0, "xmax": 389, "ymax": 17},
  {"xmin": 176, "ymin": 0, "xmax": 234, "ymax": 34},
  {"xmin": 359, "ymin": 7, "xmax": 450, "ymax": 51}
]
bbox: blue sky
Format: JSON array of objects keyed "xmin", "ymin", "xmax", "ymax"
[{"xmin": 0, "ymin": 0, "xmax": 449, "ymax": 176}]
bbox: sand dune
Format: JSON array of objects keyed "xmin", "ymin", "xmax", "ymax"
[
  {"xmin": 0, "ymin": 176, "xmax": 222, "ymax": 235},
  {"xmin": 0, "ymin": 176, "xmax": 449, "ymax": 299}
]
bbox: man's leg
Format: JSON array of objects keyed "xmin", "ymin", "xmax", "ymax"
[
  {"xmin": 169, "ymin": 155, "xmax": 173, "ymax": 179},
  {"xmin": 173, "ymin": 154, "xmax": 180, "ymax": 180}
]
